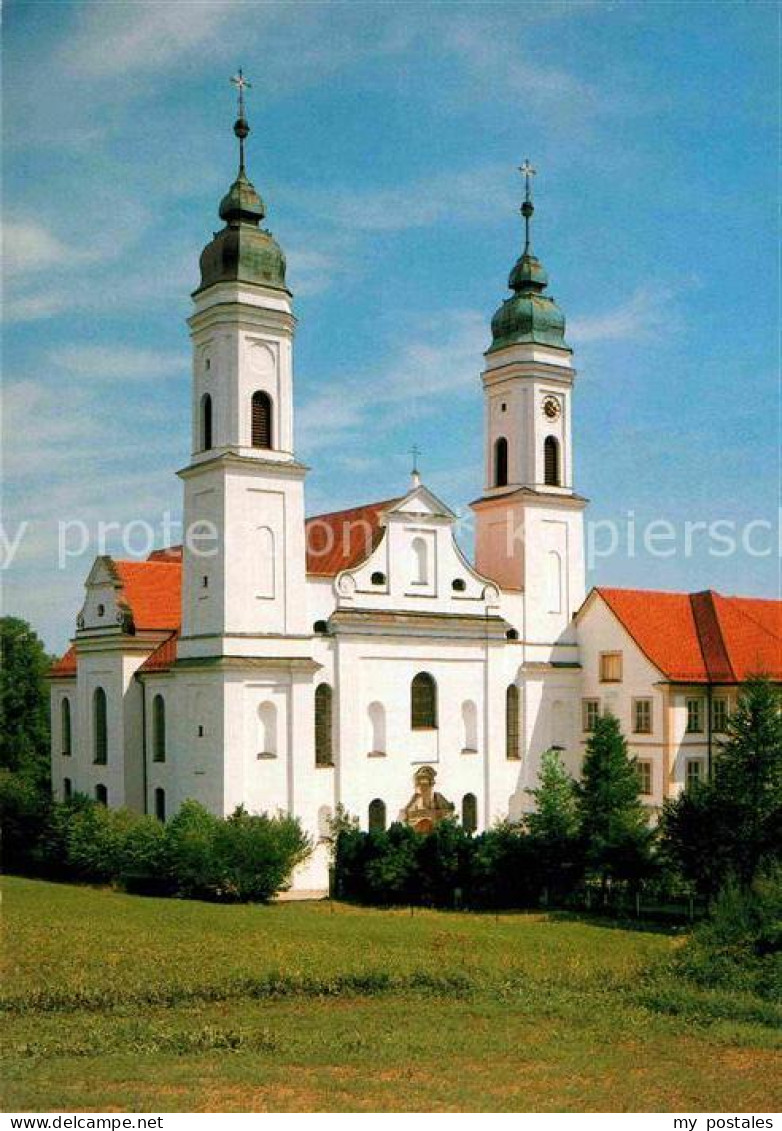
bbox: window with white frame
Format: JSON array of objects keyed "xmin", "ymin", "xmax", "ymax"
[
  {"xmin": 712, "ymin": 697, "xmax": 729, "ymax": 733},
  {"xmin": 686, "ymin": 758, "xmax": 703, "ymax": 791},
  {"xmin": 636, "ymin": 759, "xmax": 653, "ymax": 796},
  {"xmin": 633, "ymin": 698, "xmax": 652, "ymax": 734},
  {"xmin": 582, "ymin": 698, "xmax": 600, "ymax": 732},
  {"xmin": 686, "ymin": 697, "xmax": 704, "ymax": 733}
]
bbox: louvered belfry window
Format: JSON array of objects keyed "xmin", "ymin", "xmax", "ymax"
[
  {"xmin": 315, "ymin": 683, "xmax": 333, "ymax": 766},
  {"xmin": 494, "ymin": 437, "xmax": 508, "ymax": 487},
  {"xmin": 411, "ymin": 672, "xmax": 437, "ymax": 730},
  {"xmin": 544, "ymin": 436, "xmax": 560, "ymax": 486},
  {"xmin": 251, "ymin": 391, "xmax": 273, "ymax": 449}
]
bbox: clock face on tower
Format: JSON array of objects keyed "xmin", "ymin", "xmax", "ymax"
[{"xmin": 542, "ymin": 396, "xmax": 561, "ymax": 421}]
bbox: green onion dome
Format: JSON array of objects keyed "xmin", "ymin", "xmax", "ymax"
[
  {"xmin": 488, "ymin": 173, "xmax": 567, "ymax": 352},
  {"xmin": 195, "ymin": 115, "xmax": 288, "ymax": 295}
]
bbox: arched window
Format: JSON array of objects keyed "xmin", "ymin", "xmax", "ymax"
[
  {"xmin": 154, "ymin": 787, "xmax": 166, "ymax": 823},
  {"xmin": 461, "ymin": 700, "xmax": 477, "ymax": 752},
  {"xmin": 93, "ymin": 687, "xmax": 107, "ymax": 765},
  {"xmin": 61, "ymin": 698, "xmax": 72, "ymax": 757},
  {"xmin": 506, "ymin": 684, "xmax": 520, "ymax": 760},
  {"xmin": 251, "ymin": 391, "xmax": 273, "ymax": 449},
  {"xmin": 152, "ymin": 694, "xmax": 166, "ymax": 762},
  {"xmin": 411, "ymin": 536, "xmax": 429, "ymax": 585},
  {"xmin": 62, "ymin": 777, "xmax": 72, "ymax": 801},
  {"xmin": 494, "ymin": 437, "xmax": 509, "ymax": 487},
  {"xmin": 201, "ymin": 393, "xmax": 213, "ymax": 451},
  {"xmin": 315, "ymin": 683, "xmax": 333, "ymax": 766},
  {"xmin": 544, "ymin": 435, "xmax": 561, "ymax": 486},
  {"xmin": 368, "ymin": 701, "xmax": 386, "ymax": 754},
  {"xmin": 462, "ymin": 793, "xmax": 477, "ymax": 834},
  {"xmin": 95, "ymin": 783, "xmax": 108, "ymax": 805},
  {"xmin": 368, "ymin": 798, "xmax": 386, "ymax": 833},
  {"xmin": 258, "ymin": 701, "xmax": 277, "ymax": 756},
  {"xmin": 411, "ymin": 672, "xmax": 437, "ymax": 730}
]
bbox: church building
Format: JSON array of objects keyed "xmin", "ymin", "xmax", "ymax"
[{"xmin": 49, "ymin": 84, "xmax": 781, "ymax": 893}]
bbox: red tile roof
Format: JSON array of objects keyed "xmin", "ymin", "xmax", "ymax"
[
  {"xmin": 50, "ymin": 645, "xmax": 77, "ymax": 678},
  {"xmin": 113, "ymin": 560, "xmax": 182, "ymax": 631},
  {"xmin": 147, "ymin": 546, "xmax": 183, "ymax": 562},
  {"xmin": 304, "ymin": 498, "xmax": 399, "ymax": 577},
  {"xmin": 50, "ymin": 499, "xmax": 399, "ymax": 675},
  {"xmin": 139, "ymin": 631, "xmax": 179, "ymax": 673},
  {"xmin": 594, "ymin": 587, "xmax": 782, "ymax": 683}
]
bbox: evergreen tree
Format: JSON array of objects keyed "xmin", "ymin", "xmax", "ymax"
[
  {"xmin": 577, "ymin": 713, "xmax": 654, "ymax": 892},
  {"xmin": 0, "ymin": 617, "xmax": 52, "ymax": 786},
  {"xmin": 525, "ymin": 748, "xmax": 583, "ymax": 901},
  {"xmin": 662, "ymin": 677, "xmax": 782, "ymax": 893}
]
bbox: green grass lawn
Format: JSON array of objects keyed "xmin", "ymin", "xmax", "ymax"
[{"xmin": 2, "ymin": 877, "xmax": 780, "ymax": 1112}]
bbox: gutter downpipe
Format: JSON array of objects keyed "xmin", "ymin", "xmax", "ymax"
[
  {"xmin": 706, "ymin": 683, "xmax": 713, "ymax": 782},
  {"xmin": 137, "ymin": 671, "xmax": 148, "ymax": 815}
]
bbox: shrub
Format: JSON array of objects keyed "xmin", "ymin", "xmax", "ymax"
[
  {"xmin": 64, "ymin": 804, "xmax": 139, "ymax": 883},
  {"xmin": 674, "ymin": 868, "xmax": 782, "ymax": 999},
  {"xmin": 164, "ymin": 801, "xmax": 310, "ymax": 902},
  {"xmin": 118, "ymin": 813, "xmax": 171, "ymax": 895},
  {"xmin": 0, "ymin": 769, "xmax": 52, "ymax": 873}
]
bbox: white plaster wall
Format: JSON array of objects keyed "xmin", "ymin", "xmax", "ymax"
[{"xmin": 577, "ymin": 596, "xmax": 668, "ymax": 807}]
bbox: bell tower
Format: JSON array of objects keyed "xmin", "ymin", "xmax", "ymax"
[
  {"xmin": 178, "ymin": 72, "xmax": 309, "ymax": 658},
  {"xmin": 472, "ymin": 162, "xmax": 586, "ymax": 650}
]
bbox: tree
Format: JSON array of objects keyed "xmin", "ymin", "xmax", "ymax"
[
  {"xmin": 661, "ymin": 677, "xmax": 782, "ymax": 894},
  {"xmin": 577, "ymin": 713, "xmax": 655, "ymax": 893},
  {"xmin": 0, "ymin": 617, "xmax": 52, "ymax": 785},
  {"xmin": 525, "ymin": 748, "xmax": 583, "ymax": 901}
]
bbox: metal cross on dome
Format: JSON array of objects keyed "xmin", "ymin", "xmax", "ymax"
[
  {"xmin": 519, "ymin": 158, "xmax": 536, "ymax": 203},
  {"xmin": 231, "ymin": 69, "xmax": 252, "ymax": 119}
]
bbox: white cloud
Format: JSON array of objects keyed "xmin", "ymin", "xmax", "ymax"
[
  {"xmin": 569, "ymin": 285, "xmax": 678, "ymax": 344},
  {"xmin": 53, "ymin": 345, "xmax": 187, "ymax": 381},
  {"xmin": 2, "ymin": 220, "xmax": 98, "ymax": 278},
  {"xmin": 298, "ymin": 165, "xmax": 510, "ymax": 234},
  {"xmin": 59, "ymin": 0, "xmax": 243, "ymax": 78},
  {"xmin": 298, "ymin": 310, "xmax": 485, "ymax": 452}
]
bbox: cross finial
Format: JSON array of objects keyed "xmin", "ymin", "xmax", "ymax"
[
  {"xmin": 410, "ymin": 444, "xmax": 421, "ymax": 488},
  {"xmin": 231, "ymin": 68, "xmax": 252, "ymax": 120},
  {"xmin": 518, "ymin": 158, "xmax": 537, "ymax": 253},
  {"xmin": 230, "ymin": 69, "xmax": 252, "ymax": 172}
]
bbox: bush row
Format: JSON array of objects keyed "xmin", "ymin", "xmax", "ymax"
[
  {"xmin": 0, "ymin": 771, "xmax": 310, "ymax": 902},
  {"xmin": 335, "ymin": 816, "xmax": 615, "ymax": 910}
]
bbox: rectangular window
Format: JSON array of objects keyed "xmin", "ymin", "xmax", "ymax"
[
  {"xmin": 633, "ymin": 698, "xmax": 652, "ymax": 734},
  {"xmin": 599, "ymin": 652, "xmax": 623, "ymax": 683},
  {"xmin": 712, "ymin": 697, "xmax": 729, "ymax": 733},
  {"xmin": 636, "ymin": 759, "xmax": 653, "ymax": 797},
  {"xmin": 686, "ymin": 697, "xmax": 704, "ymax": 733},
  {"xmin": 686, "ymin": 759, "xmax": 703, "ymax": 791},
  {"xmin": 582, "ymin": 698, "xmax": 600, "ymax": 732}
]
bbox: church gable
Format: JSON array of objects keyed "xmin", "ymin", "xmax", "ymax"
[{"xmin": 333, "ymin": 482, "xmax": 499, "ymax": 613}]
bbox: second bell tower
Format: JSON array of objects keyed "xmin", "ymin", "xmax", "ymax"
[
  {"xmin": 472, "ymin": 162, "xmax": 586, "ymax": 651},
  {"xmin": 178, "ymin": 73, "xmax": 309, "ymax": 657}
]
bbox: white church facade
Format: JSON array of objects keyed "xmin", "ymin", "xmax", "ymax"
[{"xmin": 49, "ymin": 94, "xmax": 781, "ymax": 893}]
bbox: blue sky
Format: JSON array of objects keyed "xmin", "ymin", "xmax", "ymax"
[{"xmin": 2, "ymin": 0, "xmax": 779, "ymax": 653}]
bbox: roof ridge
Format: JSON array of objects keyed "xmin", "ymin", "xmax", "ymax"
[
  {"xmin": 306, "ymin": 497, "xmax": 401, "ymax": 523},
  {"xmin": 720, "ymin": 594, "xmax": 782, "ymax": 643}
]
